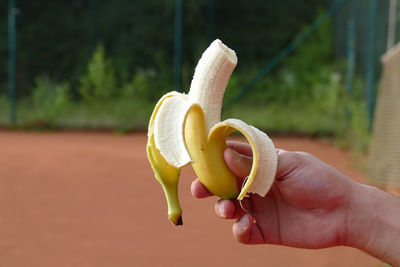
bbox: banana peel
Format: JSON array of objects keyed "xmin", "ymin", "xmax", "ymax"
[{"xmin": 146, "ymin": 40, "xmax": 278, "ymax": 225}]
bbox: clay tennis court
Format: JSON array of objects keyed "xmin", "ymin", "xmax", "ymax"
[{"xmin": 0, "ymin": 131, "xmax": 383, "ymax": 266}]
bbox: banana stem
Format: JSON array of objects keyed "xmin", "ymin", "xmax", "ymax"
[{"xmin": 161, "ymin": 181, "xmax": 183, "ymax": 225}]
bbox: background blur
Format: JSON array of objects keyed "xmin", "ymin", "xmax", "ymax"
[
  {"xmin": 1, "ymin": 0, "xmax": 397, "ymax": 152},
  {"xmin": 1, "ymin": 1, "xmax": 399, "ymax": 266}
]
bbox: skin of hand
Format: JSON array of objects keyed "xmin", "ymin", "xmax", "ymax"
[{"xmin": 191, "ymin": 141, "xmax": 400, "ymax": 266}]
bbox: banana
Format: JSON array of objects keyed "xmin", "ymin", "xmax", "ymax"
[{"xmin": 146, "ymin": 40, "xmax": 278, "ymax": 225}]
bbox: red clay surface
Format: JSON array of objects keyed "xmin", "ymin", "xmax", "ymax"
[{"xmin": 0, "ymin": 131, "xmax": 383, "ymax": 267}]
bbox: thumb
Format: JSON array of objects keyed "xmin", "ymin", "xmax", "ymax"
[{"xmin": 224, "ymin": 147, "xmax": 252, "ymax": 179}]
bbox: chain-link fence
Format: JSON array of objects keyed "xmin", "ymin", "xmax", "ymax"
[{"xmin": 1, "ymin": 0, "xmax": 398, "ymax": 139}]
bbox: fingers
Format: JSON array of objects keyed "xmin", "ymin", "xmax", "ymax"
[
  {"xmin": 216, "ymin": 199, "xmax": 265, "ymax": 244},
  {"xmin": 216, "ymin": 198, "xmax": 267, "ymax": 244},
  {"xmin": 215, "ymin": 199, "xmax": 236, "ymax": 219},
  {"xmin": 225, "ymin": 142, "xmax": 296, "ymax": 182},
  {"xmin": 192, "ymin": 141, "xmax": 253, "ymax": 198},
  {"xmin": 214, "ymin": 198, "xmax": 249, "ymax": 219},
  {"xmin": 192, "ymin": 141, "xmax": 252, "ymax": 198},
  {"xmin": 224, "ymin": 147, "xmax": 252, "ymax": 179},
  {"xmin": 226, "ymin": 140, "xmax": 253, "ymax": 156},
  {"xmin": 191, "ymin": 179, "xmax": 213, "ymax": 198},
  {"xmin": 233, "ymin": 214, "xmax": 265, "ymax": 244}
]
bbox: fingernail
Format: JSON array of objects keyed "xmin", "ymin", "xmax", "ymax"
[
  {"xmin": 237, "ymin": 215, "xmax": 249, "ymax": 231},
  {"xmin": 217, "ymin": 200, "xmax": 227, "ymax": 218}
]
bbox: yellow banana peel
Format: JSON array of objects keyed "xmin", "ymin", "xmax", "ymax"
[{"xmin": 146, "ymin": 40, "xmax": 278, "ymax": 225}]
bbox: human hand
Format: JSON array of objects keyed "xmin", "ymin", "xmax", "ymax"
[
  {"xmin": 191, "ymin": 140, "xmax": 357, "ymax": 248},
  {"xmin": 192, "ymin": 141, "xmax": 400, "ymax": 265}
]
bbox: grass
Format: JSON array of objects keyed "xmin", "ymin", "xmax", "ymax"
[
  {"xmin": 224, "ymin": 103, "xmax": 344, "ymax": 136},
  {"xmin": 224, "ymin": 96, "xmax": 369, "ymax": 154},
  {"xmin": 0, "ymin": 98, "xmax": 153, "ymax": 132},
  {"xmin": 0, "ymin": 95, "xmax": 10, "ymax": 125},
  {"xmin": 0, "ymin": 92, "xmax": 370, "ymax": 155}
]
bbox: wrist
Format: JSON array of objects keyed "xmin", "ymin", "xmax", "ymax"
[{"xmin": 344, "ymin": 182, "xmax": 400, "ymax": 265}]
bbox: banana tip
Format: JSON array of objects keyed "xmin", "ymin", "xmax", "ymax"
[
  {"xmin": 170, "ymin": 215, "xmax": 183, "ymax": 226},
  {"xmin": 177, "ymin": 216, "xmax": 183, "ymax": 226}
]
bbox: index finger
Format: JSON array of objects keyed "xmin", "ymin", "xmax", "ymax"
[{"xmin": 191, "ymin": 178, "xmax": 213, "ymax": 198}]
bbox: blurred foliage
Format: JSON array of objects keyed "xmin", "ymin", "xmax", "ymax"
[
  {"xmin": 12, "ymin": 77, "xmax": 71, "ymax": 130},
  {"xmin": 31, "ymin": 76, "xmax": 71, "ymax": 124},
  {"xmin": 0, "ymin": 1, "xmax": 371, "ymax": 152},
  {"xmin": 0, "ymin": 0, "xmax": 324, "ymax": 97},
  {"xmin": 0, "ymin": 95, "xmax": 9, "ymax": 124},
  {"xmin": 79, "ymin": 44, "xmax": 117, "ymax": 102},
  {"xmin": 223, "ymin": 17, "xmax": 369, "ymax": 152}
]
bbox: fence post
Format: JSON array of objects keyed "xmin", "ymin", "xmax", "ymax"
[
  {"xmin": 207, "ymin": 0, "xmax": 215, "ymax": 43},
  {"xmin": 90, "ymin": 0, "xmax": 98, "ymax": 51},
  {"xmin": 346, "ymin": 0, "xmax": 356, "ymax": 95},
  {"xmin": 366, "ymin": 0, "xmax": 377, "ymax": 129},
  {"xmin": 174, "ymin": 0, "xmax": 183, "ymax": 92},
  {"xmin": 8, "ymin": 0, "xmax": 16, "ymax": 124}
]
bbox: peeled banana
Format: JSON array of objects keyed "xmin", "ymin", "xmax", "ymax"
[{"xmin": 146, "ymin": 40, "xmax": 278, "ymax": 225}]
